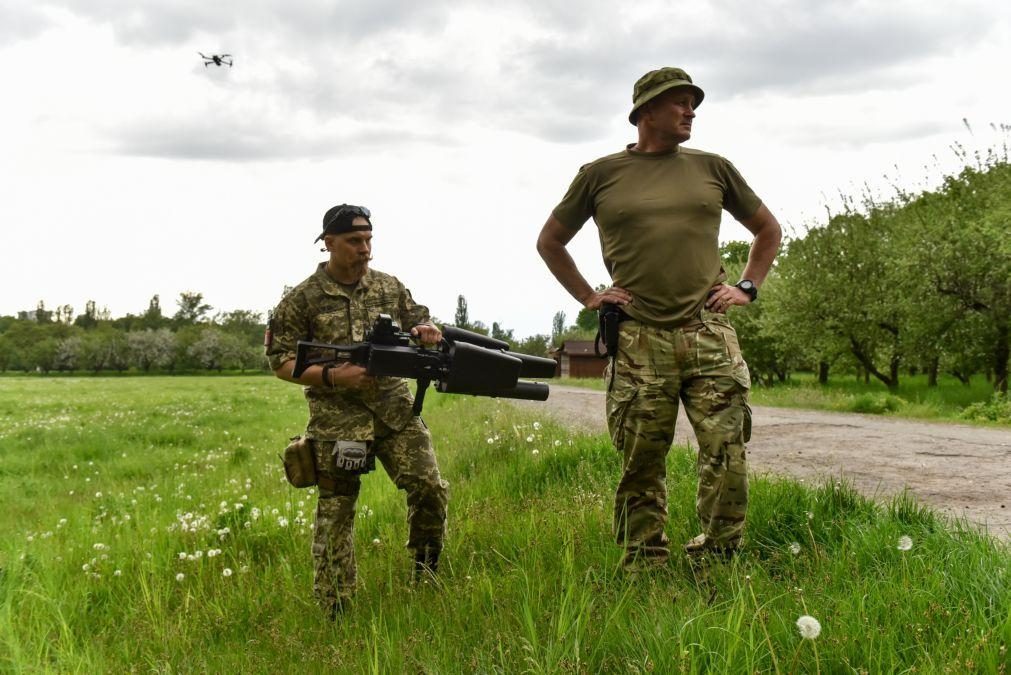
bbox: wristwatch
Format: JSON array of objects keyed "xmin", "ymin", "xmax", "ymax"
[{"xmin": 735, "ymin": 279, "xmax": 758, "ymax": 302}]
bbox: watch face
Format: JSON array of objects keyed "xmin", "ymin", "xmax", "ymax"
[{"xmin": 738, "ymin": 280, "xmax": 754, "ymax": 291}]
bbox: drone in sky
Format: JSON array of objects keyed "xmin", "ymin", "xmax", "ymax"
[{"xmin": 199, "ymin": 52, "xmax": 233, "ymax": 67}]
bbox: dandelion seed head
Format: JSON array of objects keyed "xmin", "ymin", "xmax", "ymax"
[
  {"xmin": 796, "ymin": 615, "xmax": 821, "ymax": 639},
  {"xmin": 897, "ymin": 535, "xmax": 913, "ymax": 551},
  {"xmin": 176, "ymin": 573, "xmax": 185, "ymax": 582},
  {"xmin": 789, "ymin": 542, "xmax": 801, "ymax": 555},
  {"xmin": 372, "ymin": 538, "xmax": 381, "ymax": 545},
  {"xmin": 222, "ymin": 568, "xmax": 233, "ymax": 577}
]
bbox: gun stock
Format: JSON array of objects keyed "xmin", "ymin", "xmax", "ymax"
[{"xmin": 292, "ymin": 340, "xmax": 368, "ymax": 378}]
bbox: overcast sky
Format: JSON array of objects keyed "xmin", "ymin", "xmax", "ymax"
[{"xmin": 2, "ymin": 0, "xmax": 1009, "ymax": 337}]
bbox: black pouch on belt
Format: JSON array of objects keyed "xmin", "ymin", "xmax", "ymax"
[{"xmin": 595, "ymin": 303, "xmax": 630, "ymax": 358}]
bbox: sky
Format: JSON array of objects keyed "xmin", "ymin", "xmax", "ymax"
[{"xmin": 2, "ymin": 0, "xmax": 1009, "ymax": 338}]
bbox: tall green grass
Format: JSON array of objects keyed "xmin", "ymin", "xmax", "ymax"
[{"xmin": 1, "ymin": 377, "xmax": 1008, "ymax": 672}]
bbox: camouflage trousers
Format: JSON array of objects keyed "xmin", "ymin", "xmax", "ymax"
[
  {"xmin": 605, "ymin": 310, "xmax": 751, "ymax": 569},
  {"xmin": 311, "ymin": 416, "xmax": 448, "ymax": 614}
]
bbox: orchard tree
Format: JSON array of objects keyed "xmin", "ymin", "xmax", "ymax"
[
  {"xmin": 899, "ymin": 157, "xmax": 1011, "ymax": 392},
  {"xmin": 127, "ymin": 329, "xmax": 177, "ymax": 372}
]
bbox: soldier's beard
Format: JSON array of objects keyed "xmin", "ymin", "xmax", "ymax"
[{"xmin": 350, "ymin": 257, "xmax": 371, "ymax": 276}]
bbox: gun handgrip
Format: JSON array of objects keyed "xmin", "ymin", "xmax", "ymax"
[{"xmin": 412, "ymin": 377, "xmax": 431, "ymax": 416}]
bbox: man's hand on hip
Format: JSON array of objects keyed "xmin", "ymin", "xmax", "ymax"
[
  {"xmin": 583, "ymin": 286, "xmax": 633, "ymax": 310},
  {"xmin": 705, "ymin": 283, "xmax": 750, "ymax": 314}
]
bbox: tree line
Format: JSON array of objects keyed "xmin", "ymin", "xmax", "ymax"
[
  {"xmin": 0, "ymin": 293, "xmax": 266, "ymax": 373},
  {"xmin": 0, "ymin": 291, "xmax": 555, "ymax": 375}
]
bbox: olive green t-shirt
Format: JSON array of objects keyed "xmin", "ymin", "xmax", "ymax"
[{"xmin": 552, "ymin": 144, "xmax": 762, "ymax": 328}]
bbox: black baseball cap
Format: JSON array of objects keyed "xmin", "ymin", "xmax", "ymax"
[{"xmin": 314, "ymin": 204, "xmax": 372, "ymax": 242}]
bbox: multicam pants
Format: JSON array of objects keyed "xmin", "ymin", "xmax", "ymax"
[
  {"xmin": 311, "ymin": 416, "xmax": 448, "ymax": 614},
  {"xmin": 605, "ymin": 310, "xmax": 752, "ymax": 568}
]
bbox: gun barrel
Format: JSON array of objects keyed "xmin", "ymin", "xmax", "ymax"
[
  {"xmin": 442, "ymin": 325, "xmax": 510, "ymax": 350},
  {"xmin": 438, "ymin": 380, "xmax": 550, "ymax": 402},
  {"xmin": 512, "ymin": 353, "xmax": 558, "ymax": 379},
  {"xmin": 499, "ymin": 380, "xmax": 550, "ymax": 401}
]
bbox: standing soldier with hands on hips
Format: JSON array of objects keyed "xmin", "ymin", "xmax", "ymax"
[
  {"xmin": 266, "ymin": 204, "xmax": 449, "ymax": 617},
  {"xmin": 536, "ymin": 67, "xmax": 781, "ymax": 570}
]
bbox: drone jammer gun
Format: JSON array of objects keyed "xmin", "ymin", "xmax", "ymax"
[{"xmin": 292, "ymin": 315, "xmax": 557, "ymax": 415}]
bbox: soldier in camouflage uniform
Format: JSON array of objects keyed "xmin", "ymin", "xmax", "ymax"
[
  {"xmin": 266, "ymin": 204, "xmax": 448, "ymax": 616},
  {"xmin": 536, "ymin": 68, "xmax": 782, "ymax": 569}
]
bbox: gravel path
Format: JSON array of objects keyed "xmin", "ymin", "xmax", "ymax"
[{"xmin": 516, "ymin": 385, "xmax": 1011, "ymax": 540}]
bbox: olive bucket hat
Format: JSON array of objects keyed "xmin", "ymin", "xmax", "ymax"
[{"xmin": 628, "ymin": 67, "xmax": 705, "ymax": 125}]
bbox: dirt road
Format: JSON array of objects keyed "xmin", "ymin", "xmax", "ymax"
[{"xmin": 517, "ymin": 386, "xmax": 1011, "ymax": 539}]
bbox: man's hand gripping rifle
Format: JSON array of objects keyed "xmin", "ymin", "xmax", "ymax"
[{"xmin": 292, "ymin": 315, "xmax": 557, "ymax": 415}]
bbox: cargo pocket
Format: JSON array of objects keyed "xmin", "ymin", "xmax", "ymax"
[{"xmin": 606, "ymin": 385, "xmax": 639, "ymax": 451}]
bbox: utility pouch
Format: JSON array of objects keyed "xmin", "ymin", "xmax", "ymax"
[
  {"xmin": 595, "ymin": 303, "xmax": 623, "ymax": 359},
  {"xmin": 333, "ymin": 440, "xmax": 374, "ymax": 475},
  {"xmin": 281, "ymin": 436, "xmax": 317, "ymax": 488}
]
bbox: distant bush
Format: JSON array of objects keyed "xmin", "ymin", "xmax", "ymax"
[
  {"xmin": 959, "ymin": 393, "xmax": 1011, "ymax": 424},
  {"xmin": 848, "ymin": 393, "xmax": 906, "ymax": 414}
]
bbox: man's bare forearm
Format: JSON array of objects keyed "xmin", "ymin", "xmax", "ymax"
[
  {"xmin": 536, "ymin": 215, "xmax": 597, "ymax": 305},
  {"xmin": 740, "ymin": 204, "xmax": 783, "ymax": 286}
]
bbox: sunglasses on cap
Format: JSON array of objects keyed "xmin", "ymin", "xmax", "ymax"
[
  {"xmin": 316, "ymin": 204, "xmax": 373, "ymax": 242},
  {"xmin": 324, "ymin": 204, "xmax": 371, "ymax": 228}
]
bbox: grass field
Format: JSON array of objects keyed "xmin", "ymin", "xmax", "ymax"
[
  {"xmin": 557, "ymin": 372, "xmax": 1011, "ymax": 425},
  {"xmin": 1, "ymin": 376, "xmax": 1009, "ymax": 672}
]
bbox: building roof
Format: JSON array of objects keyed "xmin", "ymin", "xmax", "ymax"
[{"xmin": 557, "ymin": 340, "xmax": 599, "ymax": 356}]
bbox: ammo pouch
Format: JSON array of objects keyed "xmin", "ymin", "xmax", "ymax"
[{"xmin": 281, "ymin": 436, "xmax": 317, "ymax": 488}]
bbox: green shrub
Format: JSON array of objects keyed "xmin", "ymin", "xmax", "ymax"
[
  {"xmin": 959, "ymin": 393, "xmax": 1011, "ymax": 423},
  {"xmin": 848, "ymin": 392, "xmax": 906, "ymax": 414}
]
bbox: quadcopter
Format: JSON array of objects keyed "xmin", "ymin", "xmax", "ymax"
[{"xmin": 199, "ymin": 52, "xmax": 233, "ymax": 67}]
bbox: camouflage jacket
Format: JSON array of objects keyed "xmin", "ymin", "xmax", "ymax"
[{"xmin": 266, "ymin": 264, "xmax": 432, "ymax": 440}]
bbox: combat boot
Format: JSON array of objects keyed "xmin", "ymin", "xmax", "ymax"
[
  {"xmin": 412, "ymin": 545, "xmax": 441, "ymax": 583},
  {"xmin": 684, "ymin": 533, "xmax": 738, "ymax": 561}
]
